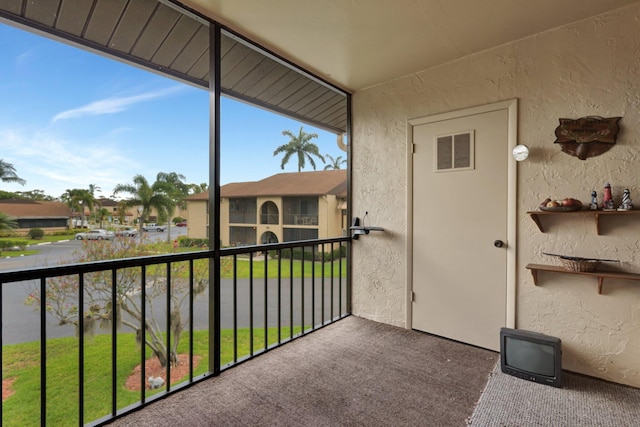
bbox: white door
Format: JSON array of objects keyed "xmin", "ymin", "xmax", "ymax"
[{"xmin": 411, "ymin": 106, "xmax": 511, "ymax": 351}]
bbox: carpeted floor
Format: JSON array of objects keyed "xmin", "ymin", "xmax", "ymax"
[
  {"xmin": 469, "ymin": 362, "xmax": 640, "ymax": 426},
  {"xmin": 109, "ymin": 316, "xmax": 498, "ymax": 426}
]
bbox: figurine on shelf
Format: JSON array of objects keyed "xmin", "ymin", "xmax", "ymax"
[
  {"xmin": 618, "ymin": 188, "xmax": 633, "ymax": 211},
  {"xmin": 603, "ymin": 182, "xmax": 615, "ymax": 210},
  {"xmin": 590, "ymin": 190, "xmax": 598, "ymax": 210}
]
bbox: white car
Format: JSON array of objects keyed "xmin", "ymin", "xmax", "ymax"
[
  {"xmin": 75, "ymin": 229, "xmax": 115, "ymax": 240},
  {"xmin": 142, "ymin": 223, "xmax": 168, "ymax": 232},
  {"xmin": 115, "ymin": 227, "xmax": 139, "ymax": 237}
]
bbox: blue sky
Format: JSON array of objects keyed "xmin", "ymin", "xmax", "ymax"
[{"xmin": 0, "ymin": 22, "xmax": 345, "ymax": 200}]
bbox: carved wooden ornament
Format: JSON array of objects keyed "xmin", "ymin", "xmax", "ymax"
[{"xmin": 554, "ymin": 116, "xmax": 621, "ymax": 160}]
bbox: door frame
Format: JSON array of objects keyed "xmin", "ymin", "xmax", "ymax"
[{"xmin": 405, "ymin": 99, "xmax": 518, "ymax": 330}]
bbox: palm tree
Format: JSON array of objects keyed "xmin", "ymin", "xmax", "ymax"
[
  {"xmin": 95, "ymin": 207, "xmax": 110, "ymax": 228},
  {"xmin": 0, "ymin": 212, "xmax": 18, "ymax": 230},
  {"xmin": 0, "ymin": 159, "xmax": 26, "ymax": 185},
  {"xmin": 113, "ymin": 175, "xmax": 175, "ymax": 236},
  {"xmin": 273, "ymin": 127, "xmax": 325, "ymax": 172},
  {"xmin": 88, "ymin": 183, "xmax": 101, "ymax": 196},
  {"xmin": 116, "ymin": 200, "xmax": 128, "ymax": 225},
  {"xmin": 87, "ymin": 183, "xmax": 102, "ymax": 220},
  {"xmin": 156, "ymin": 172, "xmax": 189, "ymax": 242},
  {"xmin": 323, "ymin": 154, "xmax": 347, "ymax": 170},
  {"xmin": 61, "ymin": 188, "xmax": 94, "ymax": 228}
]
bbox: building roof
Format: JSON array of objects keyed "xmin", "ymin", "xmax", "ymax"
[
  {"xmin": 97, "ymin": 198, "xmax": 119, "ymax": 207},
  {"xmin": 0, "ymin": 199, "xmax": 72, "ymax": 218},
  {"xmin": 185, "ymin": 170, "xmax": 347, "ymax": 200}
]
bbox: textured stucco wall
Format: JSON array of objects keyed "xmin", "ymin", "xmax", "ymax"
[{"xmin": 352, "ymin": 4, "xmax": 640, "ymax": 387}]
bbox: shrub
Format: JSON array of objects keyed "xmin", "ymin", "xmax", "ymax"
[
  {"xmin": 0, "ymin": 240, "xmax": 29, "ymax": 254},
  {"xmin": 28, "ymin": 228, "xmax": 45, "ymax": 240},
  {"xmin": 179, "ymin": 237, "xmax": 209, "ymax": 248}
]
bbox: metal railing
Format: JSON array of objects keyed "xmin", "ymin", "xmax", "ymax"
[{"xmin": 0, "ymin": 237, "xmax": 350, "ymax": 426}]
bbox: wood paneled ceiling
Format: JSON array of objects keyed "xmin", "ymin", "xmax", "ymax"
[{"xmin": 0, "ymin": 0, "xmax": 347, "ymax": 133}]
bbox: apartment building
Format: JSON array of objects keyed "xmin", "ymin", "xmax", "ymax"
[{"xmin": 185, "ymin": 170, "xmax": 347, "ymax": 246}]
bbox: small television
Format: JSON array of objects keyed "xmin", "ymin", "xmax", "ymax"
[{"xmin": 500, "ymin": 327, "xmax": 562, "ymax": 388}]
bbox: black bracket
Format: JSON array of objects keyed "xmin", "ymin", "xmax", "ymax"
[{"xmin": 350, "ymin": 216, "xmax": 384, "ymax": 240}]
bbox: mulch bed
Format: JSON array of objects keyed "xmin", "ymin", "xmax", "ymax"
[
  {"xmin": 125, "ymin": 354, "xmax": 201, "ymax": 391},
  {"xmin": 2, "ymin": 377, "xmax": 16, "ymax": 401}
]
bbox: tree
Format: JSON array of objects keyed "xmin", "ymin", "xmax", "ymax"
[
  {"xmin": 61, "ymin": 188, "xmax": 95, "ymax": 228},
  {"xmin": 323, "ymin": 154, "xmax": 347, "ymax": 170},
  {"xmin": 0, "ymin": 212, "xmax": 18, "ymax": 230},
  {"xmin": 113, "ymin": 175, "xmax": 175, "ymax": 236},
  {"xmin": 273, "ymin": 127, "xmax": 325, "ymax": 172},
  {"xmin": 0, "ymin": 159, "xmax": 26, "ymax": 185},
  {"xmin": 25, "ymin": 238, "xmax": 211, "ymax": 368},
  {"xmin": 188, "ymin": 182, "xmax": 208, "ymax": 195},
  {"xmin": 96, "ymin": 207, "xmax": 110, "ymax": 228},
  {"xmin": 14, "ymin": 189, "xmax": 55, "ymax": 201},
  {"xmin": 88, "ymin": 184, "xmax": 102, "ymax": 219},
  {"xmin": 156, "ymin": 172, "xmax": 189, "ymax": 242},
  {"xmin": 88, "ymin": 183, "xmax": 101, "ymax": 197},
  {"xmin": 116, "ymin": 200, "xmax": 128, "ymax": 225}
]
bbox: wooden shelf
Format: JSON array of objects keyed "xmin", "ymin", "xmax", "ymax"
[
  {"xmin": 526, "ymin": 263, "xmax": 640, "ymax": 294},
  {"xmin": 527, "ymin": 209, "xmax": 640, "ymax": 234}
]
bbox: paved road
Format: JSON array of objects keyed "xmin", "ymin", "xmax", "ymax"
[
  {"xmin": 1, "ymin": 228, "xmax": 346, "ymax": 345},
  {"xmin": 2, "ymin": 276, "xmax": 346, "ymax": 345},
  {"xmin": 0, "ymin": 226, "xmax": 190, "ymax": 344},
  {"xmin": 0, "ymin": 226, "xmax": 187, "ymax": 271}
]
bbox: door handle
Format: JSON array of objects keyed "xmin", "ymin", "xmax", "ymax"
[{"xmin": 494, "ymin": 240, "xmax": 505, "ymax": 248}]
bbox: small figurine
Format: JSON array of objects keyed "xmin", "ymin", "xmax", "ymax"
[
  {"xmin": 618, "ymin": 188, "xmax": 633, "ymax": 211},
  {"xmin": 590, "ymin": 190, "xmax": 598, "ymax": 210},
  {"xmin": 603, "ymin": 182, "xmax": 615, "ymax": 210}
]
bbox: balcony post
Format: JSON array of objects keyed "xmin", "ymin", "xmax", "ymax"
[{"xmin": 209, "ymin": 22, "xmax": 222, "ymax": 376}]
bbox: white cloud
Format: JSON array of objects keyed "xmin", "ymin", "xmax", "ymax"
[
  {"xmin": 0, "ymin": 128, "xmax": 139, "ymax": 197},
  {"xmin": 50, "ymin": 85, "xmax": 185, "ymax": 124}
]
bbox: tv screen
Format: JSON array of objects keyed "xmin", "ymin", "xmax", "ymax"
[{"xmin": 500, "ymin": 327, "xmax": 562, "ymax": 387}]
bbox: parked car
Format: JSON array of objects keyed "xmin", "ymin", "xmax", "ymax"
[
  {"xmin": 115, "ymin": 227, "xmax": 139, "ymax": 237},
  {"xmin": 75, "ymin": 229, "xmax": 115, "ymax": 240},
  {"xmin": 142, "ymin": 223, "xmax": 168, "ymax": 232},
  {"xmin": 176, "ymin": 221, "xmax": 187, "ymax": 227}
]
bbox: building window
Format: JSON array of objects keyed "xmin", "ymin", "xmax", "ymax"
[
  {"xmin": 283, "ymin": 197, "xmax": 318, "ymax": 225},
  {"xmin": 283, "ymin": 228, "xmax": 318, "ymax": 241},
  {"xmin": 17, "ymin": 218, "xmax": 67, "ymax": 228},
  {"xmin": 229, "ymin": 198, "xmax": 257, "ymax": 224},
  {"xmin": 260, "ymin": 201, "xmax": 279, "ymax": 224},
  {"xmin": 230, "ymin": 226, "xmax": 256, "ymax": 246}
]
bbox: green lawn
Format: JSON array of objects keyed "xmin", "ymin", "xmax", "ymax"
[
  {"xmin": 0, "ymin": 233, "xmax": 76, "ymax": 245},
  {"xmin": 222, "ymin": 258, "xmax": 347, "ymax": 279},
  {"xmin": 2, "ymin": 327, "xmax": 301, "ymax": 426},
  {"xmin": 0, "ymin": 249, "xmax": 39, "ymax": 258},
  {"xmin": 0, "ymin": 234, "xmax": 75, "ymax": 257}
]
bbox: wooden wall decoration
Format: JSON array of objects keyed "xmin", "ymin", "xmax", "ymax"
[{"xmin": 554, "ymin": 116, "xmax": 621, "ymax": 160}]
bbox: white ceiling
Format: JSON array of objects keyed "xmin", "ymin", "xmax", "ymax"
[{"xmin": 182, "ymin": 0, "xmax": 640, "ymax": 92}]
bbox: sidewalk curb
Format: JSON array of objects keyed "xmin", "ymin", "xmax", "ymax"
[{"xmin": 29, "ymin": 239, "xmax": 71, "ymax": 248}]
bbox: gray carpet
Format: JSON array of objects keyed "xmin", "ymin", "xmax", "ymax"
[
  {"xmin": 110, "ymin": 316, "xmax": 497, "ymax": 426},
  {"xmin": 468, "ymin": 362, "xmax": 640, "ymax": 426}
]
